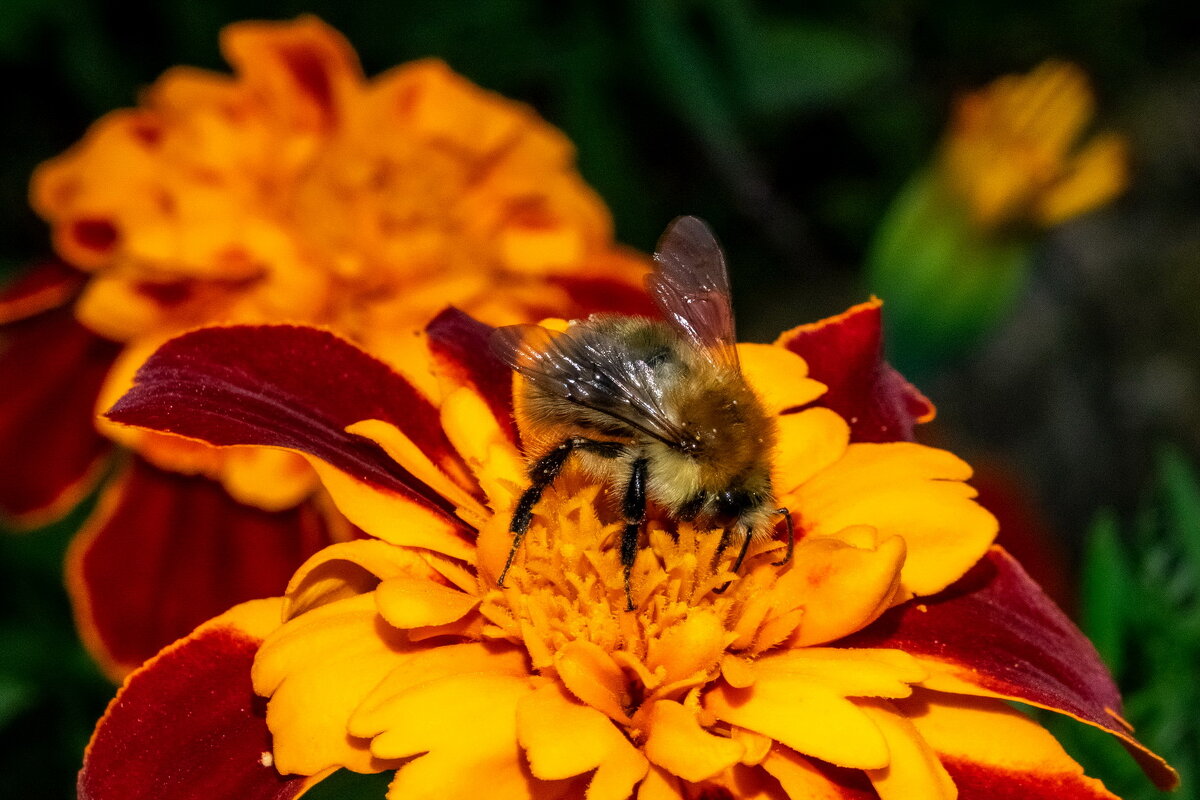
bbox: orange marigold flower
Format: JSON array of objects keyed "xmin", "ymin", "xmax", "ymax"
[
  {"xmin": 940, "ymin": 60, "xmax": 1129, "ymax": 231},
  {"xmin": 84, "ymin": 296, "xmax": 1174, "ymax": 799}
]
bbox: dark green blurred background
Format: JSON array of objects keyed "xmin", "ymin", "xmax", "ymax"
[{"xmin": 2, "ymin": 1, "xmax": 1198, "ymax": 797}]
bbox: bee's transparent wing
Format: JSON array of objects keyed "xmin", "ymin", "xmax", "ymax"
[
  {"xmin": 648, "ymin": 215, "xmax": 739, "ymax": 368},
  {"xmin": 490, "ymin": 323, "xmax": 688, "ymax": 446}
]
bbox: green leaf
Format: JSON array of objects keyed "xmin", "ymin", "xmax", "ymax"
[
  {"xmin": 302, "ymin": 768, "xmax": 393, "ymax": 800},
  {"xmin": 1080, "ymin": 510, "xmax": 1128, "ymax": 677}
]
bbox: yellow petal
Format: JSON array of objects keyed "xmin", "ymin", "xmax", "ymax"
[
  {"xmin": 556, "ymin": 640, "xmax": 634, "ymax": 724},
  {"xmin": 349, "ymin": 642, "xmax": 529, "ymax": 738},
  {"xmin": 857, "ymin": 699, "xmax": 956, "ymax": 800},
  {"xmin": 441, "ymin": 386, "xmax": 527, "ymax": 504},
  {"xmin": 645, "ymin": 610, "xmax": 725, "ymax": 688},
  {"xmin": 737, "ymin": 343, "xmax": 826, "ymax": 415},
  {"xmin": 755, "ymin": 648, "xmax": 928, "ymax": 700},
  {"xmin": 251, "ymin": 593, "xmax": 410, "ymax": 774},
  {"xmin": 284, "ymin": 539, "xmax": 443, "ymax": 618},
  {"xmin": 374, "ymin": 575, "xmax": 480, "ymax": 629},
  {"xmin": 1036, "ymin": 132, "xmax": 1128, "ymax": 226},
  {"xmin": 517, "ymin": 682, "xmax": 649, "ymax": 800},
  {"xmin": 761, "ymin": 746, "xmax": 869, "ymax": 799},
  {"xmin": 637, "ymin": 765, "xmax": 684, "ymax": 800},
  {"xmin": 370, "ymin": 673, "xmax": 554, "ymax": 800},
  {"xmin": 644, "ymin": 700, "xmax": 744, "ymax": 783},
  {"xmin": 790, "ymin": 442, "xmax": 996, "ymax": 596},
  {"xmin": 704, "ymin": 675, "xmax": 889, "ymax": 769},
  {"xmin": 772, "ymin": 407, "xmax": 850, "ymax": 496},
  {"xmin": 775, "ymin": 531, "xmax": 906, "ymax": 646}
]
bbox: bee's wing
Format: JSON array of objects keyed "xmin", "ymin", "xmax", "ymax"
[
  {"xmin": 490, "ymin": 323, "xmax": 689, "ymax": 446},
  {"xmin": 647, "ymin": 215, "xmax": 739, "ymax": 368}
]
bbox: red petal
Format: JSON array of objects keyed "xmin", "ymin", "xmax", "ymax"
[
  {"xmin": 0, "ymin": 302, "xmax": 118, "ymax": 523},
  {"xmin": 105, "ymin": 324, "xmax": 471, "ymax": 518},
  {"xmin": 0, "ymin": 259, "xmax": 85, "ymax": 323},
  {"xmin": 943, "ymin": 758, "xmax": 1115, "ymax": 799},
  {"xmin": 776, "ymin": 299, "xmax": 934, "ymax": 443},
  {"xmin": 68, "ymin": 457, "xmax": 337, "ymax": 679},
  {"xmin": 837, "ymin": 548, "xmax": 1176, "ymax": 789},
  {"xmin": 426, "ymin": 308, "xmax": 517, "ymax": 445},
  {"xmin": 78, "ymin": 600, "xmax": 320, "ymax": 800}
]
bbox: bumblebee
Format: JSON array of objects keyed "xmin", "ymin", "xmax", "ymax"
[{"xmin": 490, "ymin": 216, "xmax": 791, "ymax": 610}]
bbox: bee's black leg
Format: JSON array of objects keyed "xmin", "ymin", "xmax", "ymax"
[
  {"xmin": 712, "ymin": 525, "xmax": 755, "ymax": 595},
  {"xmin": 619, "ymin": 457, "xmax": 649, "ymax": 611},
  {"xmin": 498, "ymin": 437, "xmax": 625, "ymax": 587},
  {"xmin": 770, "ymin": 508, "xmax": 794, "ymax": 567}
]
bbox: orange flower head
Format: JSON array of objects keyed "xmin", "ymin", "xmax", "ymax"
[
  {"xmin": 27, "ymin": 16, "xmax": 647, "ymax": 509},
  {"xmin": 941, "ymin": 60, "xmax": 1129, "ymax": 231}
]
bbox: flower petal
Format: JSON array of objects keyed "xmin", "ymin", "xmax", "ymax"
[
  {"xmin": 555, "ymin": 639, "xmax": 634, "ymax": 724},
  {"xmin": 366, "ymin": 673, "xmax": 570, "ymax": 800},
  {"xmin": 856, "ymin": 699, "xmax": 955, "ymax": 800},
  {"xmin": 644, "ymin": 700, "xmax": 744, "ymax": 783},
  {"xmin": 0, "ymin": 301, "xmax": 118, "ymax": 523},
  {"xmin": 374, "ymin": 575, "xmax": 480, "ymax": 629},
  {"xmin": 776, "ymin": 299, "xmax": 934, "ymax": 443},
  {"xmin": 760, "ymin": 747, "xmax": 879, "ymax": 799},
  {"xmin": 283, "ymin": 538, "xmax": 445, "ymax": 618},
  {"xmin": 839, "ymin": 547, "xmax": 1178, "ymax": 790},
  {"xmin": 899, "ymin": 690, "xmax": 1121, "ymax": 799},
  {"xmin": 772, "ymin": 407, "xmax": 850, "ymax": 496},
  {"xmin": 518, "ymin": 682, "xmax": 649, "ymax": 800},
  {"xmin": 104, "ymin": 324, "xmax": 476, "ymax": 557},
  {"xmin": 0, "ymin": 259, "xmax": 84, "ymax": 323},
  {"xmin": 78, "ymin": 598, "xmax": 323, "ymax": 800},
  {"xmin": 426, "ymin": 308, "xmax": 517, "ymax": 445},
  {"xmin": 251, "ymin": 593, "xmax": 412, "ymax": 775},
  {"xmin": 790, "ymin": 442, "xmax": 997, "ymax": 596},
  {"xmin": 67, "ymin": 457, "xmax": 337, "ymax": 679},
  {"xmin": 704, "ymin": 673, "xmax": 889, "ymax": 769},
  {"xmin": 737, "ymin": 343, "xmax": 827, "ymax": 415}
]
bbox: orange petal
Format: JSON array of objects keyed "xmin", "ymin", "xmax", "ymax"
[
  {"xmin": 704, "ymin": 675, "xmax": 889, "ymax": 769},
  {"xmin": 856, "ymin": 699, "xmax": 955, "ymax": 800},
  {"xmin": 645, "ymin": 610, "xmax": 726, "ymax": 688},
  {"xmin": 899, "ymin": 690, "xmax": 1122, "ymax": 799},
  {"xmin": 517, "ymin": 682, "xmax": 649, "ymax": 800},
  {"xmin": 644, "ymin": 700, "xmax": 744, "ymax": 783},
  {"xmin": 636, "ymin": 765, "xmax": 684, "ymax": 800},
  {"xmin": 251, "ymin": 593, "xmax": 411, "ymax": 775},
  {"xmin": 283, "ymin": 539, "xmax": 446, "ymax": 618},
  {"xmin": 737, "ymin": 343, "xmax": 826, "ymax": 415},
  {"xmin": 790, "ymin": 442, "xmax": 997, "ymax": 595},
  {"xmin": 555, "ymin": 640, "xmax": 634, "ymax": 724},
  {"xmin": 772, "ymin": 407, "xmax": 849, "ymax": 496},
  {"xmin": 754, "ymin": 648, "xmax": 927, "ymax": 699},
  {"xmin": 765, "ymin": 529, "xmax": 905, "ymax": 647},
  {"xmin": 374, "ymin": 575, "xmax": 480, "ymax": 629},
  {"xmin": 760, "ymin": 746, "xmax": 877, "ymax": 799}
]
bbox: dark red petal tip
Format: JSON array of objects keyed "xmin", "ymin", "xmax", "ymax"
[
  {"xmin": 0, "ymin": 258, "xmax": 85, "ymax": 323},
  {"xmin": 777, "ymin": 299, "xmax": 934, "ymax": 443},
  {"xmin": 426, "ymin": 307, "xmax": 516, "ymax": 444},
  {"xmin": 839, "ymin": 548, "xmax": 1177, "ymax": 790},
  {"xmin": 78, "ymin": 602, "xmax": 316, "ymax": 800},
  {"xmin": 69, "ymin": 457, "xmax": 338, "ymax": 679},
  {"xmin": 104, "ymin": 324, "xmax": 469, "ymax": 517}
]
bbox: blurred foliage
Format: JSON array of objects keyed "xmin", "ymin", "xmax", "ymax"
[
  {"xmin": 1046, "ymin": 446, "xmax": 1200, "ymax": 799},
  {"xmin": 2, "ymin": 0, "xmax": 1200, "ymax": 797}
]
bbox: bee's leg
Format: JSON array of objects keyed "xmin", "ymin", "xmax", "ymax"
[
  {"xmin": 712, "ymin": 526, "xmax": 755, "ymax": 595},
  {"xmin": 498, "ymin": 437, "xmax": 625, "ymax": 587},
  {"xmin": 619, "ymin": 457, "xmax": 649, "ymax": 612},
  {"xmin": 770, "ymin": 508, "xmax": 794, "ymax": 567}
]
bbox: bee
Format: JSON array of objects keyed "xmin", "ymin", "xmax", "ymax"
[{"xmin": 490, "ymin": 216, "xmax": 792, "ymax": 610}]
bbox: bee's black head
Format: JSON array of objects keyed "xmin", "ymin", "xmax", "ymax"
[{"xmin": 712, "ymin": 487, "xmax": 761, "ymax": 526}]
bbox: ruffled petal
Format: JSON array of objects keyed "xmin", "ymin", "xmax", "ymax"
[
  {"xmin": 78, "ymin": 599, "xmax": 324, "ymax": 800},
  {"xmin": 283, "ymin": 538, "xmax": 447, "ymax": 618},
  {"xmin": 899, "ymin": 690, "xmax": 1121, "ymax": 799},
  {"xmin": 643, "ymin": 699, "xmax": 743, "ymax": 783},
  {"xmin": 856, "ymin": 699, "xmax": 955, "ymax": 800},
  {"xmin": 517, "ymin": 682, "xmax": 649, "ymax": 799},
  {"xmin": 760, "ymin": 747, "xmax": 877, "ymax": 799},
  {"xmin": 251, "ymin": 593, "xmax": 412, "ymax": 775},
  {"xmin": 67, "ymin": 457, "xmax": 337, "ymax": 679},
  {"xmin": 737, "ymin": 343, "xmax": 827, "ymax": 416},
  {"xmin": 374, "ymin": 575, "xmax": 480, "ymax": 628},
  {"xmin": 776, "ymin": 299, "xmax": 934, "ymax": 443},
  {"xmin": 104, "ymin": 324, "xmax": 477, "ymax": 557},
  {"xmin": 790, "ymin": 442, "xmax": 997, "ymax": 596},
  {"xmin": 840, "ymin": 548, "xmax": 1177, "ymax": 790},
  {"xmin": 772, "ymin": 407, "xmax": 849, "ymax": 496},
  {"xmin": 0, "ymin": 302, "xmax": 118, "ymax": 523},
  {"xmin": 426, "ymin": 307, "xmax": 517, "ymax": 445}
]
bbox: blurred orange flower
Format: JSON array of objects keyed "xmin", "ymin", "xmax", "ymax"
[
  {"xmin": 941, "ymin": 60, "xmax": 1129, "ymax": 231},
  {"xmin": 2, "ymin": 16, "xmax": 648, "ymax": 676}
]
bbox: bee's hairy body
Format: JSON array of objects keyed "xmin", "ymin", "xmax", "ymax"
[{"xmin": 519, "ymin": 315, "xmax": 779, "ymax": 538}]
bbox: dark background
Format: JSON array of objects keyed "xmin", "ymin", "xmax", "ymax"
[{"xmin": 2, "ymin": 1, "xmax": 1198, "ymax": 797}]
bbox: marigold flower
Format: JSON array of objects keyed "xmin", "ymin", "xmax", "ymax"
[
  {"xmin": 941, "ymin": 60, "xmax": 1129, "ymax": 232},
  {"xmin": 1, "ymin": 16, "xmax": 648, "ymax": 677},
  {"xmin": 80, "ymin": 303, "xmax": 1175, "ymax": 800}
]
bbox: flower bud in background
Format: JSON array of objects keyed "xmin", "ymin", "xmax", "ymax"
[{"xmin": 867, "ymin": 61, "xmax": 1129, "ymax": 376}]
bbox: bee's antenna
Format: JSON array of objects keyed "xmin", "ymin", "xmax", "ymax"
[
  {"xmin": 711, "ymin": 525, "xmax": 754, "ymax": 595},
  {"xmin": 770, "ymin": 508, "xmax": 794, "ymax": 567}
]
